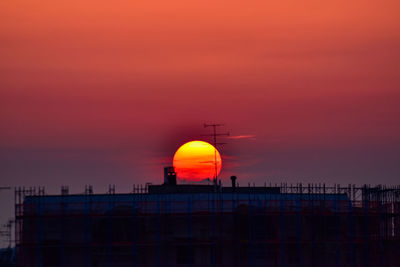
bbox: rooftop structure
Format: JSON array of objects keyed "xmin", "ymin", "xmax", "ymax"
[{"xmin": 15, "ymin": 177, "xmax": 400, "ymax": 266}]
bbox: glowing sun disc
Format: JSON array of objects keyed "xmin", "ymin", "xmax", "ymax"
[{"xmin": 173, "ymin": 140, "xmax": 222, "ymax": 182}]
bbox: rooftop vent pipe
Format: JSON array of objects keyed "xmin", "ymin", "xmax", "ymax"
[{"xmin": 231, "ymin": 176, "xmax": 237, "ymax": 190}]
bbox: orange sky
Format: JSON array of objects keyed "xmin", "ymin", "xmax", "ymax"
[
  {"xmin": 1, "ymin": 1, "xmax": 400, "ymax": 241},
  {"xmin": 1, "ymin": 0, "xmax": 399, "ymax": 178}
]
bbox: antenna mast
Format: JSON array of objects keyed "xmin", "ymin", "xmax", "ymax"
[{"xmin": 203, "ymin": 124, "xmax": 229, "ymax": 186}]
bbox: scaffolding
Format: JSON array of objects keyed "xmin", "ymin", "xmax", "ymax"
[{"xmin": 15, "ymin": 183, "xmax": 400, "ymax": 267}]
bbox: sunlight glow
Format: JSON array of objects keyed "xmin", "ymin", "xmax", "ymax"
[{"xmin": 173, "ymin": 140, "xmax": 222, "ymax": 182}]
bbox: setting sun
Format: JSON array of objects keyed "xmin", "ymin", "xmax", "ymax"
[{"xmin": 173, "ymin": 141, "xmax": 222, "ymax": 182}]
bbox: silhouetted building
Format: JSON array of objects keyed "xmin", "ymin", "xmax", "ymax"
[
  {"xmin": 15, "ymin": 181, "xmax": 400, "ymax": 266},
  {"xmin": 0, "ymin": 247, "xmax": 16, "ymax": 267},
  {"xmin": 163, "ymin": 166, "xmax": 177, "ymax": 186}
]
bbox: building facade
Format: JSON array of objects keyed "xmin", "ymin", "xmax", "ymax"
[{"xmin": 15, "ymin": 183, "xmax": 400, "ymax": 266}]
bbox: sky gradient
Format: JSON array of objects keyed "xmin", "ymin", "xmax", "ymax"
[{"xmin": 1, "ymin": 0, "xmax": 400, "ymax": 246}]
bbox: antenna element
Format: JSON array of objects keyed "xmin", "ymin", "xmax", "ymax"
[{"xmin": 203, "ymin": 123, "xmax": 229, "ymax": 186}]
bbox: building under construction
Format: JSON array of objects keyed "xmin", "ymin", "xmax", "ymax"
[{"xmin": 15, "ymin": 169, "xmax": 400, "ymax": 266}]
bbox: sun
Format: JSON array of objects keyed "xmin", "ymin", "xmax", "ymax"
[{"xmin": 173, "ymin": 140, "xmax": 222, "ymax": 182}]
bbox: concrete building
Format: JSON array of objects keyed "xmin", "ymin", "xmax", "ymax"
[{"xmin": 15, "ymin": 173, "xmax": 400, "ymax": 266}]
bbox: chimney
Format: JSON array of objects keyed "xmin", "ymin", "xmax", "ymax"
[
  {"xmin": 164, "ymin": 166, "xmax": 177, "ymax": 185},
  {"xmin": 231, "ymin": 176, "xmax": 237, "ymax": 189}
]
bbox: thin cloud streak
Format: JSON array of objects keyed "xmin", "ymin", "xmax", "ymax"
[{"xmin": 228, "ymin": 135, "xmax": 256, "ymax": 140}]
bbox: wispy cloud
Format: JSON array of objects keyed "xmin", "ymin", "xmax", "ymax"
[{"xmin": 228, "ymin": 134, "xmax": 256, "ymax": 140}]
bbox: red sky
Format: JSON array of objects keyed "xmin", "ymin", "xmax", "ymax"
[{"xmin": 1, "ymin": 0, "xmax": 400, "ymax": 241}]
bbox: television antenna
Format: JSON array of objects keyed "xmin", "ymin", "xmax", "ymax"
[{"xmin": 202, "ymin": 124, "xmax": 229, "ymax": 186}]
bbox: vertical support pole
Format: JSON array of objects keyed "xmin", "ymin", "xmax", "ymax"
[
  {"xmin": 108, "ymin": 194, "xmax": 114, "ymax": 267},
  {"xmin": 398, "ymin": 193, "xmax": 400, "ymax": 266},
  {"xmin": 378, "ymin": 196, "xmax": 384, "ymax": 266},
  {"xmin": 84, "ymin": 194, "xmax": 90, "ymax": 267},
  {"xmin": 296, "ymin": 198, "xmax": 302, "ymax": 267},
  {"xmin": 211, "ymin": 194, "xmax": 216, "ymax": 267},
  {"xmin": 157, "ymin": 198, "xmax": 161, "ymax": 267},
  {"xmin": 264, "ymin": 196, "xmax": 269, "ymax": 267},
  {"xmin": 249, "ymin": 197, "xmax": 255, "ymax": 267},
  {"xmin": 257, "ymin": 198, "xmax": 263, "ymax": 265},
  {"xmin": 311, "ymin": 195, "xmax": 315, "ymax": 267},
  {"xmin": 349, "ymin": 199, "xmax": 355, "ymax": 267},
  {"xmin": 187, "ymin": 196, "xmax": 193, "ymax": 267},
  {"xmin": 232, "ymin": 190, "xmax": 237, "ymax": 267},
  {"xmin": 363, "ymin": 189, "xmax": 369, "ymax": 267},
  {"xmin": 14, "ymin": 188, "xmax": 18, "ymax": 266},
  {"xmin": 218, "ymin": 191, "xmax": 223, "ymax": 265},
  {"xmin": 165, "ymin": 196, "xmax": 170, "ymax": 266},
  {"xmin": 280, "ymin": 198, "xmax": 286, "ymax": 267},
  {"xmin": 334, "ymin": 198, "xmax": 340, "ymax": 267},
  {"xmin": 132, "ymin": 195, "xmax": 137, "ymax": 267},
  {"xmin": 61, "ymin": 192, "xmax": 66, "ymax": 267},
  {"xmin": 36, "ymin": 194, "xmax": 43, "ymax": 267}
]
